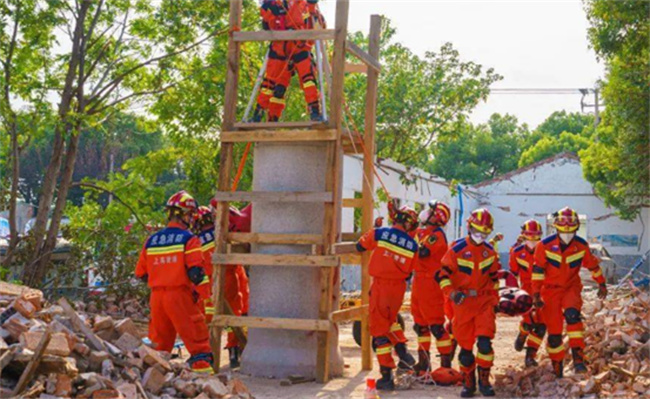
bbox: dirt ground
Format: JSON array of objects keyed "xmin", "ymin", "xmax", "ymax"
[{"xmin": 214, "ymin": 314, "xmax": 523, "ymax": 399}]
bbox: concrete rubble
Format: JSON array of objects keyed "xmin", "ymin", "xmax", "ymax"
[
  {"xmin": 0, "ymin": 282, "xmax": 253, "ymax": 399},
  {"xmin": 495, "ymin": 285, "xmax": 650, "ymax": 398}
]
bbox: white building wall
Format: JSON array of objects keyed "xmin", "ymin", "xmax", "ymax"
[{"xmin": 475, "ymin": 156, "xmax": 649, "ymax": 262}]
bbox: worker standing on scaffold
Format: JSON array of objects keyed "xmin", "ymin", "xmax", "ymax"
[
  {"xmin": 347, "ymin": 200, "xmax": 418, "ymax": 390},
  {"xmin": 252, "ymin": 0, "xmax": 324, "ymax": 122}
]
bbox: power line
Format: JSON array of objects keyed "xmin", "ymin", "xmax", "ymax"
[{"xmin": 490, "ymin": 88, "xmax": 588, "ymax": 95}]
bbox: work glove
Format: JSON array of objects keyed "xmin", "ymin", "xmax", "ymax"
[
  {"xmin": 139, "ymin": 274, "xmax": 148, "ymax": 284},
  {"xmin": 450, "ymin": 291, "xmax": 466, "ymax": 305},
  {"xmin": 192, "ymin": 290, "xmax": 200, "ymax": 304},
  {"xmin": 374, "ymin": 217, "xmax": 384, "ymax": 228},
  {"xmin": 533, "ymin": 293, "xmax": 544, "ymax": 309},
  {"xmin": 597, "ymin": 283, "xmax": 608, "ymax": 300}
]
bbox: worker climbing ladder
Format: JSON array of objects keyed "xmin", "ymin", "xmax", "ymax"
[{"xmin": 210, "ymin": 0, "xmax": 381, "ymax": 382}]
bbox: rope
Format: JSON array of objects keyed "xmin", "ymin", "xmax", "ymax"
[{"xmin": 231, "ymin": 142, "xmax": 252, "ymax": 192}]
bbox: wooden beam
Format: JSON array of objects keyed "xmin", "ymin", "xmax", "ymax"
[
  {"xmin": 332, "ymin": 242, "xmax": 358, "ymax": 254},
  {"xmin": 221, "ymin": 129, "xmax": 337, "ymax": 143},
  {"xmin": 327, "ymin": 0, "xmax": 349, "ymax": 130},
  {"xmin": 12, "ymin": 326, "xmax": 52, "ymax": 396},
  {"xmin": 233, "ymin": 29, "xmax": 335, "ymax": 42},
  {"xmin": 213, "ymin": 191, "xmax": 333, "ymax": 203},
  {"xmin": 213, "ymin": 253, "xmax": 339, "ymax": 267},
  {"xmin": 211, "ymin": 316, "xmax": 331, "ymax": 332},
  {"xmin": 344, "ymin": 63, "xmax": 368, "ymax": 74},
  {"xmin": 341, "ymin": 232, "xmax": 361, "ymax": 241},
  {"xmin": 361, "ymin": 14, "xmax": 382, "ymax": 372},
  {"xmin": 227, "ymin": 232, "xmax": 322, "ymax": 245},
  {"xmin": 342, "ymin": 198, "xmax": 363, "ymax": 208},
  {"xmin": 233, "ymin": 121, "xmax": 327, "ymax": 130},
  {"xmin": 340, "ymin": 253, "xmax": 361, "ymax": 265},
  {"xmin": 346, "ymin": 41, "xmax": 381, "ymax": 73},
  {"xmin": 330, "ymin": 305, "xmax": 368, "ymax": 323},
  {"xmin": 58, "ymin": 298, "xmax": 106, "ymax": 352}
]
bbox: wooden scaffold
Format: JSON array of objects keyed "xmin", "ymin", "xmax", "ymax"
[{"xmin": 210, "ymin": 0, "xmax": 382, "ymax": 382}]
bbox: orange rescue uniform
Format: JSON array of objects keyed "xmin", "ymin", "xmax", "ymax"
[
  {"xmin": 135, "ymin": 222, "xmax": 211, "ymax": 361},
  {"xmin": 411, "ymin": 226, "xmax": 453, "ymax": 355},
  {"xmin": 357, "ymin": 226, "xmax": 417, "ymax": 369},
  {"xmin": 532, "ymin": 234, "xmax": 605, "ymax": 361},
  {"xmin": 436, "ymin": 237, "xmax": 500, "ymax": 372},
  {"xmin": 509, "ymin": 244, "xmax": 545, "ymax": 353}
]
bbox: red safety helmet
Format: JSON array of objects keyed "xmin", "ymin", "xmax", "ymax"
[
  {"xmin": 431, "ymin": 367, "xmax": 463, "ymax": 386},
  {"xmin": 554, "ymin": 206, "xmax": 579, "ymax": 233},
  {"xmin": 166, "ymin": 191, "xmax": 198, "ymax": 215},
  {"xmin": 419, "ymin": 200, "xmax": 451, "ymax": 227},
  {"xmin": 193, "ymin": 206, "xmax": 214, "ymax": 230},
  {"xmin": 394, "ymin": 205, "xmax": 418, "ymax": 231},
  {"xmin": 467, "ymin": 208, "xmax": 494, "ymax": 235},
  {"xmin": 229, "ymin": 204, "xmax": 252, "ymax": 233},
  {"xmin": 521, "ymin": 219, "xmax": 543, "ymax": 241},
  {"xmin": 497, "ymin": 287, "xmax": 533, "ymax": 316}
]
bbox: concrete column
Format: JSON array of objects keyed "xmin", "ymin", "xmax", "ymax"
[{"xmin": 241, "ymin": 142, "xmax": 343, "ymax": 379}]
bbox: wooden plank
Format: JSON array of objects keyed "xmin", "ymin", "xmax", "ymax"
[
  {"xmin": 342, "ymin": 198, "xmax": 363, "ymax": 208},
  {"xmin": 213, "ymin": 253, "xmax": 339, "ymax": 267},
  {"xmin": 233, "ymin": 121, "xmax": 327, "ymax": 130},
  {"xmin": 327, "ymin": 0, "xmax": 349, "ymax": 130},
  {"xmin": 330, "ymin": 305, "xmax": 368, "ymax": 323},
  {"xmin": 210, "ymin": 0, "xmax": 242, "ymax": 373},
  {"xmin": 213, "ymin": 191, "xmax": 333, "ymax": 203},
  {"xmin": 333, "ymin": 242, "xmax": 358, "ymax": 254},
  {"xmin": 345, "ymin": 63, "xmax": 368, "ymax": 74},
  {"xmin": 221, "ymin": 129, "xmax": 337, "ymax": 143},
  {"xmin": 58, "ymin": 298, "xmax": 106, "ymax": 352},
  {"xmin": 361, "ymin": 14, "xmax": 382, "ymax": 372},
  {"xmin": 0, "ymin": 346, "xmax": 16, "ymax": 374},
  {"xmin": 342, "ymin": 232, "xmax": 361, "ymax": 242},
  {"xmin": 211, "ymin": 316, "xmax": 331, "ymax": 332},
  {"xmin": 233, "ymin": 29, "xmax": 335, "ymax": 42},
  {"xmin": 340, "ymin": 253, "xmax": 361, "ymax": 265},
  {"xmin": 227, "ymin": 232, "xmax": 322, "ymax": 245},
  {"xmin": 346, "ymin": 41, "xmax": 381, "ymax": 73},
  {"xmin": 12, "ymin": 326, "xmax": 52, "ymax": 396}
]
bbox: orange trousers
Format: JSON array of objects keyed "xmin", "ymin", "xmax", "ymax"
[
  {"xmin": 149, "ymin": 286, "xmax": 211, "ymax": 356},
  {"xmin": 224, "ymin": 265, "xmax": 249, "ymax": 348},
  {"xmin": 452, "ymin": 295, "xmax": 497, "ymax": 368},
  {"xmin": 541, "ymin": 284, "xmax": 584, "ymax": 361},
  {"xmin": 411, "ymin": 273, "xmax": 452, "ymax": 355},
  {"xmin": 519, "ymin": 308, "xmax": 545, "ymax": 352},
  {"xmin": 370, "ymin": 278, "xmax": 408, "ymax": 369}
]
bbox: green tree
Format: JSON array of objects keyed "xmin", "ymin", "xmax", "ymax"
[
  {"xmin": 581, "ymin": 0, "xmax": 649, "ymax": 219},
  {"xmin": 519, "ymin": 131, "xmax": 592, "ymax": 167}
]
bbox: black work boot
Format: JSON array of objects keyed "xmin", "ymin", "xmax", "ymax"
[
  {"xmin": 514, "ymin": 333, "xmax": 527, "ymax": 352},
  {"xmin": 450, "ymin": 338, "xmax": 458, "ymax": 364},
  {"xmin": 460, "ymin": 368, "xmax": 476, "ymax": 398},
  {"xmin": 552, "ymin": 360, "xmax": 563, "ymax": 378},
  {"xmin": 309, "ymin": 105, "xmax": 322, "ymax": 122},
  {"xmin": 413, "ymin": 350, "xmax": 430, "ymax": 375},
  {"xmin": 477, "ymin": 367, "xmax": 495, "ymax": 397},
  {"xmin": 440, "ymin": 353, "xmax": 452, "ymax": 369},
  {"xmin": 394, "ymin": 343, "xmax": 416, "ymax": 370},
  {"xmin": 250, "ymin": 106, "xmax": 264, "ymax": 123},
  {"xmin": 572, "ymin": 347, "xmax": 588, "ymax": 374},
  {"xmin": 376, "ymin": 366, "xmax": 395, "ymax": 391},
  {"xmin": 524, "ymin": 347, "xmax": 538, "ymax": 368},
  {"xmin": 228, "ymin": 347, "xmax": 240, "ymax": 369}
]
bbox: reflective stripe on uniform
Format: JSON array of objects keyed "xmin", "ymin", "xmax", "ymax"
[
  {"xmin": 566, "ymin": 251, "xmax": 585, "ymax": 264},
  {"xmin": 547, "ymin": 344, "xmax": 565, "ymax": 353},
  {"xmin": 532, "ymin": 273, "xmax": 545, "ymax": 281},
  {"xmin": 390, "ymin": 323, "xmax": 403, "ymax": 332},
  {"xmin": 270, "ymin": 97, "xmax": 286, "ymax": 104},
  {"xmin": 199, "ymin": 275, "xmax": 210, "ymax": 285},
  {"xmin": 261, "ymin": 88, "xmax": 273, "ymax": 95},
  {"xmin": 186, "ymin": 247, "xmax": 202, "ymax": 255},
  {"xmin": 479, "ymin": 256, "xmax": 495, "ymax": 270},
  {"xmin": 476, "ymin": 352, "xmax": 494, "ymax": 362},
  {"xmin": 418, "ymin": 336, "xmax": 432, "ymax": 343},
  {"xmin": 146, "ymin": 244, "xmax": 184, "ymax": 255},
  {"xmin": 567, "ymin": 331, "xmax": 584, "ymax": 339},
  {"xmin": 205, "ymin": 307, "xmax": 216, "ymax": 315},
  {"xmin": 439, "ymin": 279, "xmax": 452, "ymax": 289},
  {"xmin": 376, "ymin": 346, "xmax": 392, "ymax": 355},
  {"xmin": 377, "ymin": 241, "xmax": 415, "ymax": 258},
  {"xmin": 303, "ymin": 81, "xmax": 316, "ymax": 88},
  {"xmin": 436, "ymin": 339, "xmax": 452, "ymax": 348},
  {"xmin": 592, "ymin": 268, "xmax": 603, "ymax": 278},
  {"xmin": 192, "ymin": 367, "xmax": 213, "ymax": 373},
  {"xmin": 457, "ymin": 258, "xmax": 474, "ymax": 268},
  {"xmin": 527, "ymin": 335, "xmax": 543, "ymax": 345},
  {"xmin": 201, "ymin": 241, "xmax": 215, "ymax": 251},
  {"xmin": 516, "ymin": 258, "xmax": 530, "ymax": 268},
  {"xmin": 545, "ymin": 251, "xmax": 562, "ymax": 263}
]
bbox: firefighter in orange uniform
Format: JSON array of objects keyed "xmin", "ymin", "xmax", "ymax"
[
  {"xmin": 351, "ymin": 204, "xmax": 419, "ymax": 390},
  {"xmin": 411, "ymin": 200, "xmax": 454, "ymax": 375},
  {"xmin": 195, "ymin": 203, "xmax": 251, "ymax": 369},
  {"xmin": 252, "ymin": 0, "xmax": 324, "ymax": 122},
  {"xmin": 135, "ymin": 191, "xmax": 213, "ymax": 373},
  {"xmin": 532, "ymin": 207, "xmax": 607, "ymax": 377},
  {"xmin": 436, "ymin": 208, "xmax": 500, "ymax": 397},
  {"xmin": 509, "ymin": 219, "xmax": 546, "ymax": 368}
]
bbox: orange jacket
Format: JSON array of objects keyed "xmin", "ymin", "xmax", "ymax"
[
  {"xmin": 135, "ymin": 222, "xmax": 203, "ymax": 288},
  {"xmin": 414, "ymin": 226, "xmax": 448, "ymax": 276},
  {"xmin": 436, "ymin": 237, "xmax": 501, "ymax": 296},
  {"xmin": 261, "ymin": 0, "xmax": 319, "ymax": 31},
  {"xmin": 531, "ymin": 234, "xmax": 604, "ymax": 294},
  {"xmin": 356, "ymin": 226, "xmax": 417, "ymax": 280},
  {"xmin": 509, "ymin": 244, "xmax": 535, "ymax": 292}
]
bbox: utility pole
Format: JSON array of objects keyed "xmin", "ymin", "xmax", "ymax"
[
  {"xmin": 593, "ymin": 88, "xmax": 600, "ymax": 128},
  {"xmin": 579, "ymin": 86, "xmax": 603, "ymax": 127}
]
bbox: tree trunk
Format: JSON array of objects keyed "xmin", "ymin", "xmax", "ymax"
[{"xmin": 2, "ymin": 121, "xmax": 20, "ymax": 268}]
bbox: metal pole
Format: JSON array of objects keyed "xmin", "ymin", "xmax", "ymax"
[
  {"xmin": 242, "ymin": 48, "xmax": 270, "ymax": 122},
  {"xmin": 315, "ymin": 40, "xmax": 328, "ymax": 122}
]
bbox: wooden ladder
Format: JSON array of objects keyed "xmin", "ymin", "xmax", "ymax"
[{"xmin": 210, "ymin": 0, "xmax": 381, "ymax": 382}]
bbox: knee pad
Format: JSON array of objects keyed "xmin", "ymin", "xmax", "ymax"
[
  {"xmin": 273, "ymin": 84, "xmax": 287, "ymax": 99},
  {"xmin": 413, "ymin": 324, "xmax": 427, "ymax": 336},
  {"xmin": 521, "ymin": 323, "xmax": 532, "ymax": 332},
  {"xmin": 373, "ymin": 336, "xmax": 390, "ymax": 350},
  {"xmin": 548, "ymin": 334, "xmax": 562, "ymax": 348},
  {"xmin": 476, "ymin": 336, "xmax": 493, "ymax": 354},
  {"xmin": 533, "ymin": 323, "xmax": 547, "ymax": 337},
  {"xmin": 430, "ymin": 324, "xmax": 446, "ymax": 340},
  {"xmin": 564, "ymin": 308, "xmax": 582, "ymax": 324},
  {"xmin": 292, "ymin": 50, "xmax": 310, "ymax": 63},
  {"xmin": 458, "ymin": 348, "xmax": 475, "ymax": 367}
]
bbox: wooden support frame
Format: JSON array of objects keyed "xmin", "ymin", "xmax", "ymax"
[
  {"xmin": 227, "ymin": 232, "xmax": 322, "ymax": 245},
  {"xmin": 213, "ymin": 191, "xmax": 333, "ymax": 203},
  {"xmin": 221, "ymin": 129, "xmax": 337, "ymax": 143},
  {"xmin": 330, "ymin": 305, "xmax": 368, "ymax": 323},
  {"xmin": 344, "ymin": 63, "xmax": 368, "ymax": 74},
  {"xmin": 346, "ymin": 41, "xmax": 381, "ymax": 73},
  {"xmin": 342, "ymin": 198, "xmax": 363, "ymax": 208},
  {"xmin": 233, "ymin": 121, "xmax": 327, "ymax": 130},
  {"xmin": 213, "ymin": 253, "xmax": 339, "ymax": 267},
  {"xmin": 233, "ymin": 29, "xmax": 335, "ymax": 42},
  {"xmin": 212, "ymin": 316, "xmax": 331, "ymax": 332}
]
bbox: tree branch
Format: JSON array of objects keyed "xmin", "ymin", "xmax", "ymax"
[{"xmin": 71, "ymin": 182, "xmax": 147, "ymax": 228}]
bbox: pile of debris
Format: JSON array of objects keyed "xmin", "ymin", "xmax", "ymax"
[
  {"xmin": 0, "ymin": 282, "xmax": 252, "ymax": 399},
  {"xmin": 495, "ymin": 286, "xmax": 650, "ymax": 398}
]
